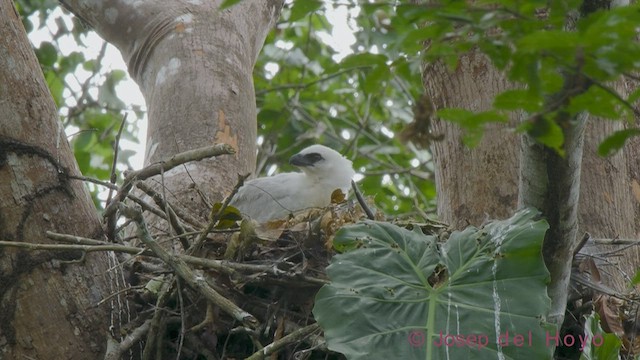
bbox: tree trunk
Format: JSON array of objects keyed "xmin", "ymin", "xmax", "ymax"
[
  {"xmin": 1, "ymin": 0, "xmax": 284, "ymax": 357},
  {"xmin": 425, "ymin": 52, "xmax": 521, "ymax": 229},
  {"xmin": 61, "ymin": 0, "xmax": 284, "ymax": 219},
  {"xmin": 0, "ymin": 1, "xmax": 117, "ymax": 358},
  {"xmin": 424, "ymin": 41, "xmax": 639, "ymax": 321}
]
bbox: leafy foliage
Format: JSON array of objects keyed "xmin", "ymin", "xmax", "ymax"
[
  {"xmin": 20, "ymin": 0, "xmax": 640, "ymax": 213},
  {"xmin": 253, "ymin": 1, "xmax": 435, "ymax": 218},
  {"xmin": 314, "ymin": 209, "xmax": 554, "ymax": 359},
  {"xmin": 385, "ymin": 1, "xmax": 640, "ymax": 154}
]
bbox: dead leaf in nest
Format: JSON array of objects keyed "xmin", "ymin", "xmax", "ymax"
[
  {"xmin": 253, "ymin": 219, "xmax": 288, "ymax": 241},
  {"xmin": 223, "ymin": 219, "xmax": 258, "ymax": 260},
  {"xmin": 595, "ymin": 294, "xmax": 625, "ymax": 337},
  {"xmin": 331, "ymin": 189, "xmax": 346, "ymax": 204},
  {"xmin": 247, "ymin": 202, "xmax": 375, "ymax": 252},
  {"xmin": 578, "ymin": 257, "xmax": 602, "ymax": 284}
]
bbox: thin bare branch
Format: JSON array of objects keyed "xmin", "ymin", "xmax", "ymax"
[
  {"xmin": 107, "ymin": 113, "xmax": 128, "ymax": 205},
  {"xmin": 351, "ymin": 180, "xmax": 375, "ymax": 220},
  {"xmin": 120, "ymin": 204, "xmax": 258, "ymax": 328},
  {"xmin": 104, "ymin": 143, "xmax": 235, "ymax": 240},
  {"xmin": 104, "ymin": 319, "xmax": 152, "ymax": 360},
  {"xmin": 245, "ymin": 323, "xmax": 321, "ymax": 360},
  {"xmin": 190, "ymin": 173, "xmax": 250, "ymax": 254}
]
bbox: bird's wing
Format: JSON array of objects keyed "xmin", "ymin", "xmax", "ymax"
[{"xmin": 230, "ymin": 172, "xmax": 306, "ymax": 222}]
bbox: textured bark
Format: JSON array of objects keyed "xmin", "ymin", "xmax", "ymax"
[
  {"xmin": 0, "ymin": 1, "xmax": 116, "ymax": 358},
  {"xmin": 519, "ymin": 116, "xmax": 586, "ymax": 326},
  {"xmin": 62, "ymin": 0, "xmax": 284, "ymax": 219},
  {"xmin": 579, "ymin": 113, "xmax": 640, "ymax": 292},
  {"xmin": 425, "ymin": 52, "xmax": 521, "ymax": 229},
  {"xmin": 423, "ymin": 41, "xmax": 640, "ymax": 328}
]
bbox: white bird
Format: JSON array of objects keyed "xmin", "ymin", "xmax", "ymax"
[{"xmin": 230, "ymin": 144, "xmax": 355, "ymax": 223}]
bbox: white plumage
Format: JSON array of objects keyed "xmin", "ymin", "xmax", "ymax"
[{"xmin": 230, "ymin": 144, "xmax": 355, "ymax": 223}]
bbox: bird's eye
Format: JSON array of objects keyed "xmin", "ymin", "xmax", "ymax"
[{"xmin": 305, "ymin": 153, "xmax": 324, "ymax": 163}]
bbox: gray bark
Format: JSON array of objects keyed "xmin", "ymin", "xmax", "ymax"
[{"xmin": 518, "ymin": 115, "xmax": 587, "ymax": 326}]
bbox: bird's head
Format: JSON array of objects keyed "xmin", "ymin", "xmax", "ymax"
[{"xmin": 289, "ymin": 144, "xmax": 355, "ymax": 188}]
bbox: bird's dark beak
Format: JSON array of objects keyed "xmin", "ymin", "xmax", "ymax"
[{"xmin": 289, "ymin": 153, "xmax": 314, "ymax": 167}]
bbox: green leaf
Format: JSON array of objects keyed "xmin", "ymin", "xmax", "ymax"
[
  {"xmin": 579, "ymin": 312, "xmax": 621, "ymax": 360},
  {"xmin": 517, "ymin": 31, "xmax": 580, "ymax": 53},
  {"xmin": 36, "ymin": 41, "xmax": 57, "ymax": 68},
  {"xmin": 631, "ymin": 268, "xmax": 640, "ymax": 286},
  {"xmin": 628, "ymin": 87, "xmax": 640, "ymax": 104},
  {"xmin": 98, "ymin": 70, "xmax": 127, "ymax": 109},
  {"xmin": 59, "ymin": 51, "xmax": 85, "ymax": 72},
  {"xmin": 437, "ymin": 108, "xmax": 474, "ymax": 124},
  {"xmin": 210, "ymin": 203, "xmax": 243, "ymax": 229},
  {"xmin": 218, "ymin": 0, "xmax": 243, "ymax": 10},
  {"xmin": 568, "ymin": 87, "xmax": 622, "ymax": 120},
  {"xmin": 289, "ymin": 0, "xmax": 323, "ymax": 22},
  {"xmin": 314, "ymin": 209, "xmax": 554, "ymax": 360},
  {"xmin": 437, "ymin": 109, "xmax": 508, "ymax": 147},
  {"xmin": 73, "ymin": 131, "xmax": 96, "ymax": 152},
  {"xmin": 524, "ymin": 116, "xmax": 565, "ymax": 155},
  {"xmin": 494, "ymin": 89, "xmax": 542, "ymax": 112},
  {"xmin": 44, "ymin": 70, "xmax": 64, "ymax": 107},
  {"xmin": 339, "ymin": 53, "xmax": 387, "ymax": 69},
  {"xmin": 363, "ymin": 64, "xmax": 391, "ymax": 94},
  {"xmin": 597, "ymin": 129, "xmax": 640, "ymax": 157}
]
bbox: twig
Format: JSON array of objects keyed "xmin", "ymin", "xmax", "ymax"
[
  {"xmin": 142, "ymin": 280, "xmax": 173, "ymax": 360},
  {"xmin": 106, "ymin": 113, "xmax": 128, "ymax": 205},
  {"xmin": 135, "ymin": 180, "xmax": 190, "ymax": 250},
  {"xmin": 245, "ymin": 323, "xmax": 321, "ymax": 360},
  {"xmin": 46, "ymin": 231, "xmax": 111, "ymax": 245},
  {"xmin": 351, "ymin": 180, "xmax": 375, "ymax": 220},
  {"xmin": 104, "ymin": 143, "xmax": 235, "ymax": 240},
  {"xmin": 104, "ymin": 319, "xmax": 152, "ymax": 360},
  {"xmin": 69, "ymin": 175, "xmax": 119, "ymax": 190},
  {"xmin": 68, "ymin": 174, "xmax": 177, "ymax": 223},
  {"xmin": 42, "ymin": 231, "xmax": 328, "ymax": 286},
  {"xmin": 255, "ymin": 66, "xmax": 370, "ymax": 96},
  {"xmin": 189, "ymin": 173, "xmax": 250, "ymax": 254},
  {"xmin": 591, "ymin": 237, "xmax": 640, "ymax": 245},
  {"xmin": 0, "ymin": 240, "xmax": 149, "ymax": 255},
  {"xmin": 126, "ymin": 144, "xmax": 236, "ymax": 185},
  {"xmin": 175, "ymin": 277, "xmax": 186, "ymax": 359},
  {"xmin": 189, "ymin": 302, "xmax": 215, "ymax": 332},
  {"xmin": 589, "ymin": 78, "xmax": 640, "ymax": 118},
  {"xmin": 136, "ymin": 181, "xmax": 205, "ymax": 229},
  {"xmin": 573, "ymin": 232, "xmax": 591, "ymax": 257},
  {"xmin": 96, "ymin": 285, "xmax": 144, "ymax": 307},
  {"xmin": 120, "ymin": 204, "xmax": 258, "ymax": 328}
]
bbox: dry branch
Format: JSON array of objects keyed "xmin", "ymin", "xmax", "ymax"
[
  {"xmin": 245, "ymin": 323, "xmax": 321, "ymax": 360},
  {"xmin": 44, "ymin": 231, "xmax": 328, "ymax": 286},
  {"xmin": 190, "ymin": 172, "xmax": 249, "ymax": 254},
  {"xmin": 0, "ymin": 240, "xmax": 147, "ymax": 255},
  {"xmin": 104, "ymin": 319, "xmax": 151, "ymax": 360},
  {"xmin": 104, "ymin": 143, "xmax": 235, "ymax": 240},
  {"xmin": 120, "ymin": 204, "xmax": 259, "ymax": 328}
]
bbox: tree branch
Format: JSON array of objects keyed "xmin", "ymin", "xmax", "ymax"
[
  {"xmin": 119, "ymin": 204, "xmax": 258, "ymax": 328},
  {"xmin": 245, "ymin": 323, "xmax": 321, "ymax": 360},
  {"xmin": 103, "ymin": 143, "xmax": 235, "ymax": 240}
]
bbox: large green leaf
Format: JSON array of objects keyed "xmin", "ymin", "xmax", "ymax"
[
  {"xmin": 597, "ymin": 129, "xmax": 640, "ymax": 157},
  {"xmin": 579, "ymin": 313, "xmax": 621, "ymax": 360},
  {"xmin": 314, "ymin": 209, "xmax": 554, "ymax": 360}
]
